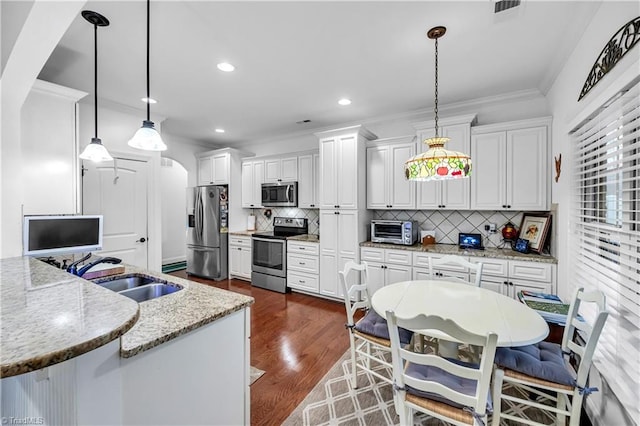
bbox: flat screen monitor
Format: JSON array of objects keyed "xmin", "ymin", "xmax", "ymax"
[{"xmin": 23, "ymin": 215, "xmax": 103, "ymax": 257}]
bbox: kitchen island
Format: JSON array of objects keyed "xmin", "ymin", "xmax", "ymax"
[{"xmin": 0, "ymin": 256, "xmax": 254, "ymax": 425}]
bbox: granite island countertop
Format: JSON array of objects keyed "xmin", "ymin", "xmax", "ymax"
[
  {"xmin": 113, "ymin": 264, "xmax": 254, "ymax": 357},
  {"xmin": 0, "ymin": 257, "xmax": 255, "ymax": 377},
  {"xmin": 0, "ymin": 257, "xmax": 139, "ymax": 378},
  {"xmin": 360, "ymin": 241, "xmax": 557, "ymax": 264}
]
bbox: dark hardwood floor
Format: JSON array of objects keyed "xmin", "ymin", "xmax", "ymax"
[{"xmin": 169, "ymin": 271, "xmax": 351, "ymax": 426}]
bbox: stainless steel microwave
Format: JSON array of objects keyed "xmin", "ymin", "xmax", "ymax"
[
  {"xmin": 371, "ymin": 220, "xmax": 419, "ymax": 245},
  {"xmin": 261, "ymin": 182, "xmax": 298, "ymax": 207}
]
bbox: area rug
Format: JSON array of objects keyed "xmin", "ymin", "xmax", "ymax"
[
  {"xmin": 250, "ymin": 366, "xmax": 265, "ymax": 385},
  {"xmin": 282, "ymin": 348, "xmax": 555, "ymax": 425}
]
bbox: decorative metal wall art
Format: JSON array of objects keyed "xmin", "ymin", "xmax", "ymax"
[{"xmin": 578, "ymin": 17, "xmax": 640, "ymax": 101}]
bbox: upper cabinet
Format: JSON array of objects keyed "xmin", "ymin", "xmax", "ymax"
[
  {"xmin": 298, "ymin": 153, "xmax": 320, "ymax": 208},
  {"xmin": 317, "ymin": 125, "xmax": 376, "ymax": 210},
  {"xmin": 413, "ymin": 114, "xmax": 476, "ymax": 210},
  {"xmin": 264, "ymin": 157, "xmax": 298, "ymax": 183},
  {"xmin": 366, "ymin": 136, "xmax": 416, "ymax": 210},
  {"xmin": 197, "ymin": 151, "xmax": 230, "ymax": 185},
  {"xmin": 241, "ymin": 160, "xmax": 264, "ymax": 208},
  {"xmin": 471, "ymin": 117, "xmax": 551, "ymax": 211}
]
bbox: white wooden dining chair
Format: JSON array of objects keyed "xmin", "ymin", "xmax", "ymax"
[
  {"xmin": 491, "ymin": 287, "xmax": 609, "ymax": 426},
  {"xmin": 428, "ymin": 255, "xmax": 483, "ymax": 287},
  {"xmin": 386, "ymin": 311, "xmax": 498, "ymax": 426},
  {"xmin": 339, "ymin": 261, "xmax": 413, "ymax": 389}
]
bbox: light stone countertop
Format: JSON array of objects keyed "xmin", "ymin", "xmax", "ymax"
[
  {"xmin": 0, "ymin": 257, "xmax": 255, "ymax": 377},
  {"xmin": 114, "ymin": 265, "xmax": 254, "ymax": 358},
  {"xmin": 0, "ymin": 257, "xmax": 140, "ymax": 378},
  {"xmin": 229, "ymin": 230, "xmax": 257, "ymax": 237},
  {"xmin": 360, "ymin": 242, "xmax": 557, "ymax": 264},
  {"xmin": 287, "ymin": 234, "xmax": 319, "ymax": 243}
]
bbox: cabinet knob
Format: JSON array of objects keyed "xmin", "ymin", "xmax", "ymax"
[
  {"xmin": 136, "ymin": 237, "xmax": 147, "ymax": 243},
  {"xmin": 507, "ymin": 205, "xmax": 512, "ymax": 209},
  {"xmin": 299, "ymin": 262, "xmax": 306, "ymax": 265},
  {"xmin": 502, "ymin": 205, "xmax": 507, "ymax": 208}
]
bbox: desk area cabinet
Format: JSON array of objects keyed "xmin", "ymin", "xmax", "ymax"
[{"xmin": 287, "ymin": 241, "xmax": 320, "ymax": 294}]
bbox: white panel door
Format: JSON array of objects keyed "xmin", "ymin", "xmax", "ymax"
[
  {"xmin": 319, "ymin": 210, "xmax": 339, "ymax": 297},
  {"xmin": 241, "ymin": 162, "xmax": 253, "ymax": 208},
  {"xmin": 298, "ymin": 154, "xmax": 317, "ymax": 208},
  {"xmin": 264, "ymin": 159, "xmax": 281, "ymax": 183},
  {"xmin": 336, "ymin": 134, "xmax": 358, "ymax": 209},
  {"xmin": 336, "ymin": 211, "xmax": 358, "ymax": 259},
  {"xmin": 280, "ymin": 157, "xmax": 298, "ymax": 181},
  {"xmin": 471, "ymin": 132, "xmax": 507, "ymax": 210},
  {"xmin": 319, "ymin": 138, "xmax": 337, "ymax": 209},
  {"xmin": 507, "ymin": 126, "xmax": 548, "ymax": 210},
  {"xmin": 366, "ymin": 145, "xmax": 389, "ymax": 209},
  {"xmin": 440, "ymin": 124, "xmax": 471, "ymax": 210},
  {"xmin": 389, "ymin": 143, "xmax": 416, "ymax": 209},
  {"xmin": 212, "ymin": 153, "xmax": 229, "ymax": 184},
  {"xmin": 197, "ymin": 156, "xmax": 213, "ymax": 186},
  {"xmin": 82, "ymin": 158, "xmax": 148, "ymax": 268},
  {"xmin": 386, "ymin": 264, "xmax": 412, "ymax": 286},
  {"xmin": 366, "ymin": 262, "xmax": 386, "ymax": 295}
]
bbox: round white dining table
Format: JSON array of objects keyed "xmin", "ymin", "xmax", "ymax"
[{"xmin": 371, "ymin": 280, "xmax": 549, "ymax": 347}]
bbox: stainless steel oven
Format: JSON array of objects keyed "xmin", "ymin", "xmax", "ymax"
[{"xmin": 251, "ymin": 217, "xmax": 308, "ymax": 293}]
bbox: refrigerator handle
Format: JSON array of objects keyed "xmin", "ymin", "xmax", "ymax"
[{"xmin": 195, "ymin": 190, "xmax": 203, "ymax": 239}]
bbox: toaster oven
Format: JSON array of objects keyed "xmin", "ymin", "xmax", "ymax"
[{"xmin": 371, "ymin": 220, "xmax": 419, "ymax": 245}]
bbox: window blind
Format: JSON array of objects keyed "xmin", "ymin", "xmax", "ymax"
[{"xmin": 570, "ymin": 79, "xmax": 640, "ymax": 423}]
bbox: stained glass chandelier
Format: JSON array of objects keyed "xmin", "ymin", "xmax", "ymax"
[{"xmin": 405, "ymin": 26, "xmax": 471, "ymax": 181}]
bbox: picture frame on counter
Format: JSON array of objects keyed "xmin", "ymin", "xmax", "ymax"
[{"xmin": 518, "ymin": 213, "xmax": 551, "ymax": 254}]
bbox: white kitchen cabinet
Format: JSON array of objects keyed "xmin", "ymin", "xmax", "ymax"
[
  {"xmin": 366, "ymin": 136, "xmax": 416, "ymax": 210},
  {"xmin": 317, "ymin": 125, "xmax": 376, "ymax": 210},
  {"xmin": 229, "ymin": 235, "xmax": 252, "ymax": 280},
  {"xmin": 21, "ymin": 80, "xmax": 87, "ymax": 215},
  {"xmin": 468, "ymin": 257, "xmax": 555, "ymax": 298},
  {"xmin": 298, "ymin": 153, "xmax": 319, "ymax": 208},
  {"xmin": 413, "ymin": 115, "xmax": 476, "ymax": 210},
  {"xmin": 471, "ymin": 118, "xmax": 551, "ymax": 211},
  {"xmin": 241, "ymin": 160, "xmax": 264, "ymax": 208},
  {"xmin": 264, "ymin": 157, "xmax": 298, "ymax": 183},
  {"xmin": 197, "ymin": 151, "xmax": 230, "ymax": 185},
  {"xmin": 287, "ymin": 240, "xmax": 320, "ymax": 293},
  {"xmin": 319, "ymin": 210, "xmax": 370, "ymax": 299},
  {"xmin": 361, "ymin": 247, "xmax": 412, "ymax": 294},
  {"xmin": 412, "ymin": 252, "xmax": 471, "ymax": 282}
]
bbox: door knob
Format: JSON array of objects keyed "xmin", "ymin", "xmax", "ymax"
[{"xmin": 136, "ymin": 237, "xmax": 147, "ymax": 243}]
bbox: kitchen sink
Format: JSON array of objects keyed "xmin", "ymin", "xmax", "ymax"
[
  {"xmin": 93, "ymin": 274, "xmax": 159, "ymax": 292},
  {"xmin": 118, "ymin": 283, "xmax": 182, "ymax": 303},
  {"xmin": 92, "ymin": 273, "xmax": 182, "ymax": 302}
]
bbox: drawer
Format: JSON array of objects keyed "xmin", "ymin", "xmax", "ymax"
[
  {"xmin": 229, "ymin": 236, "xmax": 251, "ymax": 248},
  {"xmin": 509, "ymin": 261, "xmax": 553, "ymax": 283},
  {"xmin": 288, "ymin": 254, "xmax": 319, "ymax": 274},
  {"xmin": 288, "ymin": 271, "xmax": 319, "ymax": 293},
  {"xmin": 361, "ymin": 247, "xmax": 384, "ymax": 263},
  {"xmin": 385, "ymin": 249, "xmax": 412, "ymax": 266},
  {"xmin": 470, "ymin": 257, "xmax": 508, "ymax": 277},
  {"xmin": 413, "ymin": 253, "xmax": 468, "ymax": 272},
  {"xmin": 288, "ymin": 241, "xmax": 319, "ymax": 256}
]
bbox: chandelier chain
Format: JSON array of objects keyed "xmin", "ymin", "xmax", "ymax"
[{"xmin": 434, "ymin": 36, "xmax": 439, "ymax": 137}]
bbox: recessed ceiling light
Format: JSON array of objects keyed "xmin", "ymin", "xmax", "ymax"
[
  {"xmin": 141, "ymin": 97, "xmax": 157, "ymax": 104},
  {"xmin": 338, "ymin": 98, "xmax": 351, "ymax": 106},
  {"xmin": 215, "ymin": 128, "xmax": 225, "ymax": 133},
  {"xmin": 217, "ymin": 62, "xmax": 235, "ymax": 72}
]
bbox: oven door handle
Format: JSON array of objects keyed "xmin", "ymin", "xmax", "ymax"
[{"xmin": 252, "ymin": 237, "xmax": 285, "ymax": 244}]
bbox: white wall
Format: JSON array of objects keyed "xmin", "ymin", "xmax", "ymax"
[
  {"xmin": 545, "ymin": 3, "xmax": 640, "ymax": 425},
  {"xmin": 160, "ymin": 158, "xmax": 187, "ymax": 265}
]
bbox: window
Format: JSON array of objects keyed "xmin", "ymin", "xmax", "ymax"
[{"xmin": 571, "ymin": 79, "xmax": 640, "ymax": 422}]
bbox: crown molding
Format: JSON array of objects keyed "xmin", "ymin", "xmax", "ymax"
[{"xmin": 32, "ymin": 79, "xmax": 87, "ymax": 101}]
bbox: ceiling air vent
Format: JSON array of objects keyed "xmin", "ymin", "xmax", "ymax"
[
  {"xmin": 494, "ymin": 0, "xmax": 520, "ymax": 13},
  {"xmin": 296, "ymin": 119, "xmax": 312, "ymax": 124}
]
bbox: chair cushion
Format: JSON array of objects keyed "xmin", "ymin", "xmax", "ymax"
[
  {"xmin": 404, "ymin": 358, "xmax": 492, "ymax": 412},
  {"xmin": 354, "ymin": 310, "xmax": 413, "ymax": 345},
  {"xmin": 494, "ymin": 341, "xmax": 576, "ymax": 387}
]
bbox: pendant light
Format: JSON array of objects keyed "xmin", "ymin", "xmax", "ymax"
[
  {"xmin": 405, "ymin": 26, "xmax": 471, "ymax": 181},
  {"xmin": 128, "ymin": 0, "xmax": 167, "ymax": 151},
  {"xmin": 79, "ymin": 11, "xmax": 113, "ymax": 162}
]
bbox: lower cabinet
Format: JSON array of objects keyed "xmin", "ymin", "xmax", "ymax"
[
  {"xmin": 360, "ymin": 248, "xmax": 412, "ymax": 294},
  {"xmin": 412, "ymin": 252, "xmax": 471, "ymax": 282},
  {"xmin": 469, "ymin": 257, "xmax": 555, "ymax": 298},
  {"xmin": 229, "ymin": 235, "xmax": 252, "ymax": 281},
  {"xmin": 287, "ymin": 241, "xmax": 320, "ymax": 294}
]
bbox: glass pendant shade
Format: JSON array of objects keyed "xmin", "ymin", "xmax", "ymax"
[
  {"xmin": 79, "ymin": 137, "xmax": 113, "ymax": 162},
  {"xmin": 128, "ymin": 120, "xmax": 167, "ymax": 151},
  {"xmin": 405, "ymin": 136, "xmax": 471, "ymax": 181}
]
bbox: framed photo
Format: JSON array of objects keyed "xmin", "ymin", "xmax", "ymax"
[{"xmin": 518, "ymin": 213, "xmax": 551, "ymax": 254}]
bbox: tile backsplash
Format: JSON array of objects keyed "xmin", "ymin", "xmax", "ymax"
[
  {"xmin": 249, "ymin": 207, "xmax": 528, "ymax": 249},
  {"xmin": 373, "ymin": 210, "xmax": 525, "ymax": 248},
  {"xmin": 251, "ymin": 207, "xmax": 320, "ymax": 235}
]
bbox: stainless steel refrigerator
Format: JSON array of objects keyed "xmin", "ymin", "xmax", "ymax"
[{"xmin": 186, "ymin": 185, "xmax": 228, "ymax": 280}]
